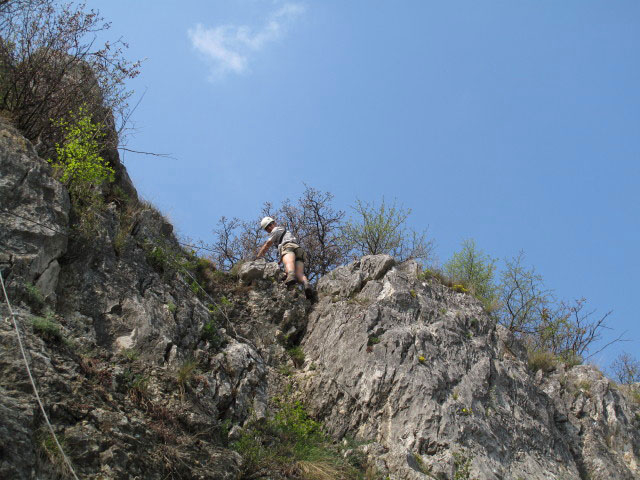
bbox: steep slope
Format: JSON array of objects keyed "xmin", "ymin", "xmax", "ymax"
[
  {"xmin": 1, "ymin": 118, "xmax": 639, "ymax": 480},
  {"xmin": 297, "ymin": 256, "xmax": 640, "ymax": 479},
  {"xmin": 0, "ymin": 118, "xmax": 309, "ymax": 479}
]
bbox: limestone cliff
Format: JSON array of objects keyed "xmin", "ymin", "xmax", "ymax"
[
  {"xmin": 0, "ymin": 119, "xmax": 638, "ymax": 479},
  {"xmin": 301, "ymin": 256, "xmax": 639, "ymax": 479}
]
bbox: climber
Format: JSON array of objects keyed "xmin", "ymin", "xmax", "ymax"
[{"xmin": 256, "ymin": 216, "xmax": 314, "ymax": 298}]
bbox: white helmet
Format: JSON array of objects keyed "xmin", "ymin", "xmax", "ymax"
[{"xmin": 260, "ymin": 216, "xmax": 275, "ymax": 230}]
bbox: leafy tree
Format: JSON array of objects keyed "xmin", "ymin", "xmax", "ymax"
[
  {"xmin": 444, "ymin": 239, "xmax": 496, "ymax": 304},
  {"xmin": 495, "ymin": 251, "xmax": 621, "ymax": 363},
  {"xmin": 49, "ymin": 104, "xmax": 114, "ymax": 234},
  {"xmin": 210, "ymin": 216, "xmax": 244, "ymax": 270},
  {"xmin": 340, "ymin": 198, "xmax": 433, "ymax": 263},
  {"xmin": 297, "ymin": 185, "xmax": 346, "ymax": 278},
  {"xmin": 50, "ymin": 104, "xmax": 114, "ymax": 188},
  {"xmin": 211, "ymin": 216, "xmax": 272, "ymax": 270}
]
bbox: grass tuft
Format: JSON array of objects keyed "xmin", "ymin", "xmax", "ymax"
[
  {"xmin": 176, "ymin": 359, "xmax": 198, "ymax": 396},
  {"xmin": 31, "ymin": 315, "xmax": 64, "ymax": 343},
  {"xmin": 527, "ymin": 349, "xmax": 558, "ymax": 373},
  {"xmin": 287, "ymin": 346, "xmax": 305, "ymax": 368},
  {"xmin": 231, "ymin": 396, "xmax": 367, "ymax": 479}
]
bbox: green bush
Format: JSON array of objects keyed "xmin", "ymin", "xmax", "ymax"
[
  {"xmin": 452, "ymin": 284, "xmax": 469, "ymax": 293},
  {"xmin": 575, "ymin": 381, "xmax": 591, "ymax": 393},
  {"xmin": 176, "ymin": 359, "xmax": 198, "ymax": 395},
  {"xmin": 367, "ymin": 336, "xmax": 381, "ymax": 347},
  {"xmin": 231, "ymin": 397, "xmax": 362, "ymax": 478},
  {"xmin": 49, "ymin": 105, "xmax": 114, "ymax": 187},
  {"xmin": 36, "ymin": 429, "xmax": 69, "ymax": 476},
  {"xmin": 119, "ymin": 348, "xmax": 139, "ymax": 362},
  {"xmin": 145, "ymin": 243, "xmax": 172, "ymax": 274},
  {"xmin": 31, "ymin": 315, "xmax": 64, "ymax": 343},
  {"xmin": 201, "ymin": 316, "xmax": 225, "ymax": 351},
  {"xmin": 287, "ymin": 346, "xmax": 305, "ymax": 368},
  {"xmin": 341, "ymin": 197, "xmax": 433, "ymax": 263},
  {"xmin": 418, "ymin": 267, "xmax": 448, "ymax": 284},
  {"xmin": 23, "ymin": 282, "xmax": 45, "ymax": 311},
  {"xmin": 444, "ymin": 239, "xmax": 497, "ymax": 306},
  {"xmin": 119, "ymin": 369, "xmax": 149, "ymax": 403},
  {"xmin": 48, "ymin": 104, "xmax": 115, "ymax": 235},
  {"xmin": 229, "ymin": 260, "xmax": 245, "ymax": 278},
  {"xmin": 559, "ymin": 351, "xmax": 583, "ymax": 368},
  {"xmin": 452, "ymin": 450, "xmax": 475, "ymax": 480}
]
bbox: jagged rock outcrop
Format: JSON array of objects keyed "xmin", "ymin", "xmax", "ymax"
[
  {"xmin": 540, "ymin": 364, "xmax": 640, "ymax": 479},
  {"xmin": 1, "ymin": 118, "xmax": 638, "ymax": 480},
  {"xmin": 0, "ymin": 119, "xmax": 295, "ymax": 479},
  {"xmin": 299, "ymin": 257, "xmax": 640, "ymax": 480},
  {"xmin": 0, "ymin": 120, "xmax": 70, "ymax": 303},
  {"xmin": 238, "ymin": 258, "xmax": 284, "ymax": 285}
]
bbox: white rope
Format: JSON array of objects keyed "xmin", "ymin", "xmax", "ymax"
[{"xmin": 0, "ymin": 272, "xmax": 81, "ymax": 480}]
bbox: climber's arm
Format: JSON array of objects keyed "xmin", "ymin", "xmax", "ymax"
[{"xmin": 256, "ymin": 239, "xmax": 273, "ymax": 259}]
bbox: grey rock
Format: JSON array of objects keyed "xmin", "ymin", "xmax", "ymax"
[
  {"xmin": 35, "ymin": 259, "xmax": 61, "ymax": 300},
  {"xmin": 316, "ymin": 254, "xmax": 395, "ymax": 298},
  {"xmin": 0, "ymin": 122, "xmax": 251, "ymax": 479},
  {"xmin": 1, "ymin": 121, "xmax": 638, "ymax": 480},
  {"xmin": 228, "ymin": 424, "xmax": 243, "ymax": 441},
  {"xmin": 0, "ymin": 119, "xmax": 70, "ymax": 305},
  {"xmin": 238, "ymin": 259, "xmax": 283, "ymax": 285},
  {"xmin": 301, "ymin": 256, "xmax": 639, "ymax": 480},
  {"xmin": 541, "ymin": 365, "xmax": 640, "ymax": 480}
]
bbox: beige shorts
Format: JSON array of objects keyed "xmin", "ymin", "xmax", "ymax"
[{"xmin": 280, "ymin": 242, "xmax": 306, "ymax": 265}]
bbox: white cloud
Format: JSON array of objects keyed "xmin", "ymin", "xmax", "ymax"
[{"xmin": 188, "ymin": 3, "xmax": 305, "ymax": 80}]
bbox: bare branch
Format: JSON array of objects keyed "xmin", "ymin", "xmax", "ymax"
[{"xmin": 117, "ymin": 147, "xmax": 175, "ymax": 159}]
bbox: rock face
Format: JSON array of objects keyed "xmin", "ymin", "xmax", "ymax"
[
  {"xmin": 0, "ymin": 120, "xmax": 288, "ymax": 479},
  {"xmin": 1, "ymin": 119, "xmax": 638, "ymax": 480},
  {"xmin": 540, "ymin": 365, "xmax": 640, "ymax": 479},
  {"xmin": 238, "ymin": 258, "xmax": 284, "ymax": 285},
  {"xmin": 0, "ymin": 119, "xmax": 70, "ymax": 303},
  {"xmin": 301, "ymin": 257, "xmax": 640, "ymax": 480}
]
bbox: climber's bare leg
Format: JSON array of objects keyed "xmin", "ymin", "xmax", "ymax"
[
  {"xmin": 295, "ymin": 261, "xmax": 308, "ymax": 284},
  {"xmin": 282, "ymin": 252, "xmax": 295, "ymax": 277}
]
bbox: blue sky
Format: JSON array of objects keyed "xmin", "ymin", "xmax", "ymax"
[{"xmin": 85, "ymin": 1, "xmax": 639, "ymax": 369}]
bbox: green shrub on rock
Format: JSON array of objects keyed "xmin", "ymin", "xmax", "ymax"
[
  {"xmin": 231, "ymin": 396, "xmax": 364, "ymax": 478},
  {"xmin": 49, "ymin": 105, "xmax": 114, "ymax": 187},
  {"xmin": 31, "ymin": 315, "xmax": 63, "ymax": 343},
  {"xmin": 444, "ymin": 239, "xmax": 497, "ymax": 306},
  {"xmin": 527, "ymin": 349, "xmax": 558, "ymax": 373},
  {"xmin": 48, "ymin": 104, "xmax": 114, "ymax": 235}
]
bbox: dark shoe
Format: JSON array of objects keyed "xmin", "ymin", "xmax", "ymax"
[{"xmin": 304, "ymin": 281, "xmax": 315, "ymax": 300}]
